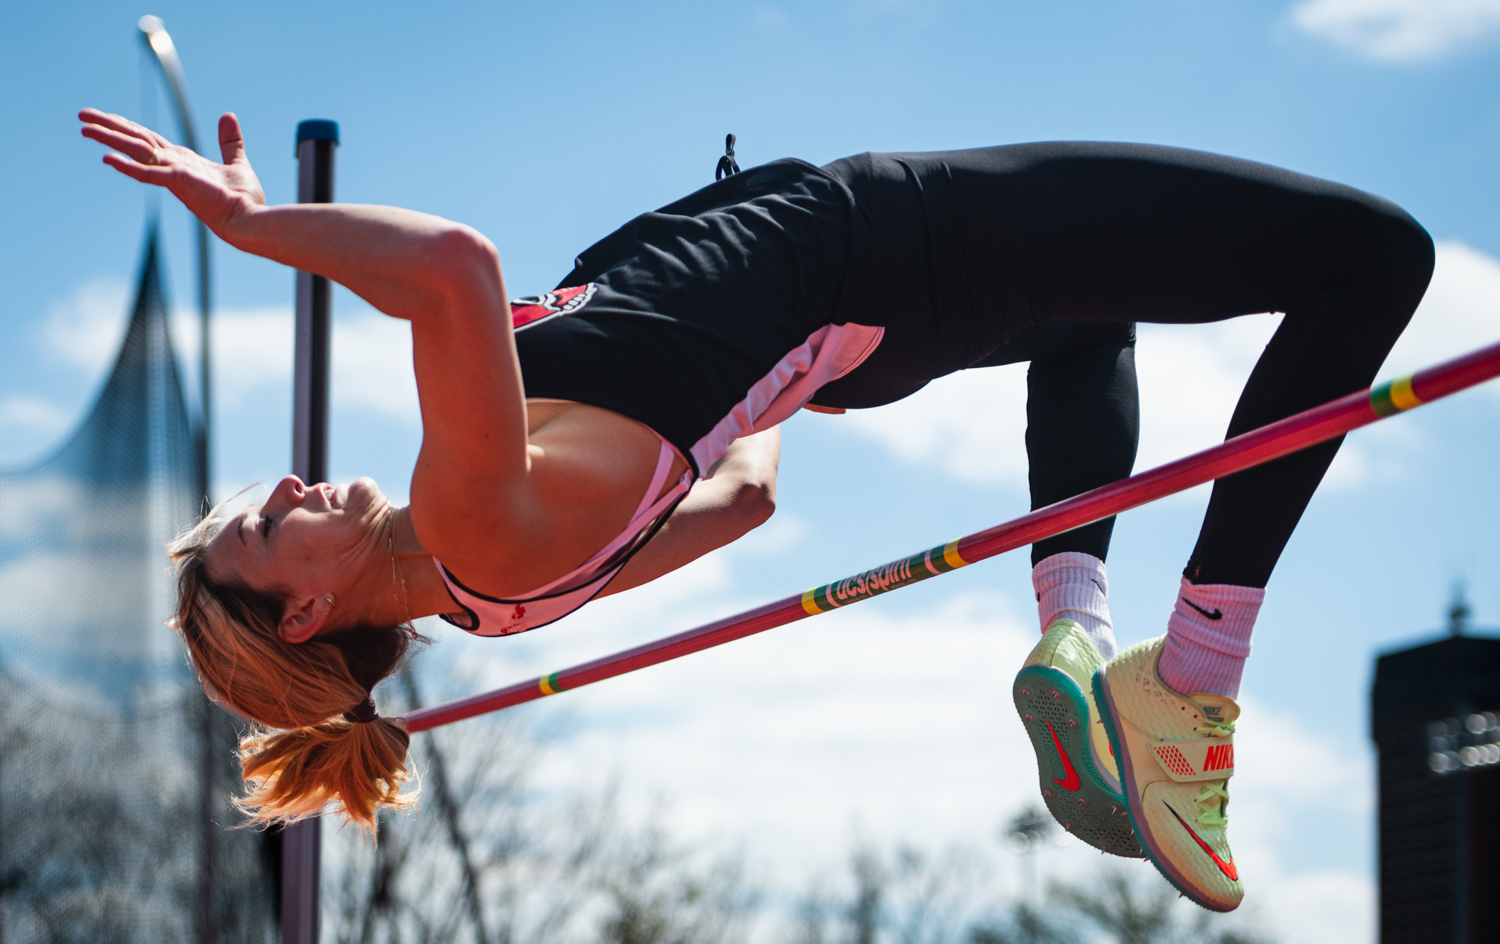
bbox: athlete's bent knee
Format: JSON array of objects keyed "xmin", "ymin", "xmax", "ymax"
[{"xmin": 1356, "ymin": 200, "xmax": 1436, "ymax": 299}]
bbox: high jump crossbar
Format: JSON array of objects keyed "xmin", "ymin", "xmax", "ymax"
[{"xmin": 402, "ymin": 339, "xmax": 1500, "ymax": 734}]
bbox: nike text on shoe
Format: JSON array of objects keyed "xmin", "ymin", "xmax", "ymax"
[
  {"xmin": 1093, "ymin": 635, "xmax": 1243, "ymax": 911},
  {"xmin": 1012, "ymin": 620, "xmax": 1143, "ymax": 858}
]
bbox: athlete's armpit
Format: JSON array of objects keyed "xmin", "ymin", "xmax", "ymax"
[{"xmin": 599, "ymin": 428, "xmax": 781, "ymax": 596}]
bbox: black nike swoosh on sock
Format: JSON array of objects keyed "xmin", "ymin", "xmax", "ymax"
[{"xmin": 1181, "ymin": 598, "xmax": 1223, "ymax": 620}]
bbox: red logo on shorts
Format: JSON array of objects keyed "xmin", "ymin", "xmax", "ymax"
[
  {"xmin": 512, "ymin": 604, "xmax": 526, "ymax": 621},
  {"xmin": 510, "ymin": 284, "xmax": 597, "ymax": 330}
]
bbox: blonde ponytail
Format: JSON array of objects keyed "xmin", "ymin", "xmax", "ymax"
[
  {"xmin": 239, "ymin": 715, "xmax": 415, "ymax": 831},
  {"xmin": 167, "ymin": 507, "xmax": 423, "ymax": 834}
]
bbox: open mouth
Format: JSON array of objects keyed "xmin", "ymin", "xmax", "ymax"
[{"xmin": 313, "ymin": 483, "xmax": 339, "ymax": 509}]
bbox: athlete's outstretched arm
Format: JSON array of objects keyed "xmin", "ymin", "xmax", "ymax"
[
  {"xmin": 80, "ymin": 108, "xmax": 532, "ymax": 541},
  {"xmin": 79, "ymin": 109, "xmax": 506, "ymax": 326},
  {"xmin": 599, "ymin": 428, "xmax": 781, "ymax": 596}
]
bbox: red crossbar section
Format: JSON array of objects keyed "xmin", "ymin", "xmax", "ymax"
[{"xmin": 403, "ymin": 340, "xmax": 1500, "ymax": 733}]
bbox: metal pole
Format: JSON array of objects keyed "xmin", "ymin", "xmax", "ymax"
[
  {"xmin": 292, "ymin": 120, "xmax": 337, "ymax": 485},
  {"xmin": 283, "ymin": 117, "xmax": 339, "ymax": 944},
  {"xmin": 402, "ymin": 339, "xmax": 1500, "ymax": 734},
  {"xmin": 137, "ymin": 16, "xmax": 211, "ymax": 502},
  {"xmin": 135, "ymin": 18, "xmax": 218, "ymax": 944}
]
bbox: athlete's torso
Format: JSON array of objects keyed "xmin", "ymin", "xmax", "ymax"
[
  {"xmin": 436, "ymin": 157, "xmax": 909, "ymax": 636},
  {"xmin": 512, "ymin": 158, "xmax": 885, "ymax": 477}
]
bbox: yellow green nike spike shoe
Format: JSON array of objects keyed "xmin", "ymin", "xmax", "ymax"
[
  {"xmin": 1012, "ymin": 619, "xmax": 1143, "ymax": 858},
  {"xmin": 1092, "ymin": 635, "xmax": 1243, "ymax": 912}
]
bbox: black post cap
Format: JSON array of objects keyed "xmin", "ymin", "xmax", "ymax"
[{"xmin": 295, "ymin": 119, "xmax": 340, "ymax": 152}]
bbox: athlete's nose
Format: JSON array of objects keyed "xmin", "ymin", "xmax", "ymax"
[{"xmin": 265, "ymin": 475, "xmax": 307, "ymax": 511}]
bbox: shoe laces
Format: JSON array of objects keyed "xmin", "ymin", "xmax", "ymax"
[
  {"xmin": 1195, "ymin": 780, "xmax": 1229, "ymax": 827},
  {"xmin": 1190, "ymin": 718, "xmax": 1233, "ymax": 827},
  {"xmin": 1193, "ymin": 718, "xmax": 1236, "ymax": 738}
]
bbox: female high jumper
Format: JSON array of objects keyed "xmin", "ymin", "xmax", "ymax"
[{"xmin": 80, "ymin": 107, "xmax": 1432, "ymax": 912}]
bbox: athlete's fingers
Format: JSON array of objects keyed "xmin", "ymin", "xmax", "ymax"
[
  {"xmin": 82, "ymin": 124, "xmax": 165, "ymax": 166},
  {"xmin": 218, "ymin": 112, "xmax": 248, "ymax": 166},
  {"xmin": 79, "ymin": 108, "xmax": 174, "ymax": 150},
  {"xmin": 79, "ymin": 107, "xmax": 135, "ymax": 133},
  {"xmin": 101, "ymin": 151, "xmax": 176, "ymax": 185},
  {"xmin": 79, "ymin": 111, "xmax": 147, "ymax": 150},
  {"xmin": 80, "ymin": 114, "xmax": 154, "ymax": 157}
]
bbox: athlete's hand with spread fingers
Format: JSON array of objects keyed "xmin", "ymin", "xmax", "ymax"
[{"xmin": 79, "ymin": 109, "xmax": 266, "ymax": 241}]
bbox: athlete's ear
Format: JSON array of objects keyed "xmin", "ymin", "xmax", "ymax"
[{"xmin": 279, "ymin": 593, "xmax": 334, "ymax": 643}]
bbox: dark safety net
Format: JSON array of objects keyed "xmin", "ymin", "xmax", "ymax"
[{"xmin": 0, "ymin": 230, "xmax": 274, "ymax": 943}]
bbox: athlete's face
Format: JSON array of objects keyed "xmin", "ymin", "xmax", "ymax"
[{"xmin": 205, "ymin": 475, "xmax": 389, "ymax": 608}]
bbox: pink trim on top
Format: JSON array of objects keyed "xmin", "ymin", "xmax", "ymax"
[
  {"xmin": 434, "ymin": 438, "xmax": 692, "ymax": 637},
  {"xmin": 521, "ymin": 439, "xmax": 683, "ymax": 598},
  {"xmin": 689, "ymin": 323, "xmax": 883, "ymax": 473}
]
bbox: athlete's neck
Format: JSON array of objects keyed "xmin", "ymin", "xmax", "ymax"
[{"xmin": 379, "ymin": 505, "xmax": 459, "ymax": 624}]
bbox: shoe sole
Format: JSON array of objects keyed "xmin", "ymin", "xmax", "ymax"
[
  {"xmin": 1012, "ymin": 665, "xmax": 1142, "ymax": 858},
  {"xmin": 1092, "ymin": 667, "xmax": 1236, "ymax": 912}
]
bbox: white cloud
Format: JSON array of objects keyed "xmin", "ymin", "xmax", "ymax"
[
  {"xmin": 1134, "ymin": 314, "xmax": 1392, "ymax": 493},
  {"xmin": 0, "ymin": 396, "xmax": 70, "ymax": 433},
  {"xmin": 839, "ymin": 362, "xmax": 1031, "ymax": 486},
  {"xmin": 174, "ymin": 304, "xmax": 289, "ymax": 409},
  {"xmin": 331, "ymin": 309, "xmax": 420, "ymax": 421},
  {"xmin": 40, "ymin": 277, "xmax": 130, "ymax": 374},
  {"xmin": 1234, "ymin": 694, "xmax": 1370, "ymax": 813},
  {"xmin": 174, "ymin": 302, "xmax": 418, "ymax": 421},
  {"xmin": 1262, "ymin": 870, "xmax": 1375, "ymax": 943},
  {"xmin": 1134, "ymin": 316, "xmax": 1282, "ymax": 472},
  {"xmin": 1291, "ymin": 0, "xmax": 1500, "ymax": 62}
]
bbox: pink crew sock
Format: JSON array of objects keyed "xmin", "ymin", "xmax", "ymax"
[
  {"xmin": 1032, "ymin": 552, "xmax": 1117, "ymax": 659},
  {"xmin": 1157, "ymin": 576, "xmax": 1264, "ymax": 699}
]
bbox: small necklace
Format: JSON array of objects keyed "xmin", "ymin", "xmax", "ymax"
[{"xmin": 387, "ymin": 506, "xmax": 412, "ymax": 626}]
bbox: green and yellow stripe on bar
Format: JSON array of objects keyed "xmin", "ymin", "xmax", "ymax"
[
  {"xmin": 538, "ymin": 672, "xmax": 561, "ymax": 696},
  {"xmin": 801, "ymin": 539, "xmax": 968, "ymax": 615},
  {"xmin": 1370, "ymin": 374, "xmax": 1422, "ymax": 417}
]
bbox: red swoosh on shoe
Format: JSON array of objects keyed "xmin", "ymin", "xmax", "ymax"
[
  {"xmin": 1045, "ymin": 719, "xmax": 1082, "ymax": 791},
  {"xmin": 1164, "ymin": 802, "xmax": 1238, "ymax": 880}
]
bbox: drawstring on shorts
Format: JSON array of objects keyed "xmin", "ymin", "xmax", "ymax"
[{"xmin": 716, "ymin": 133, "xmax": 740, "ymax": 180}]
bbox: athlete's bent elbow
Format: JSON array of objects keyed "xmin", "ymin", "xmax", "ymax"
[
  {"xmin": 423, "ymin": 226, "xmax": 504, "ymax": 300},
  {"xmin": 736, "ymin": 479, "xmax": 776, "ymax": 531}
]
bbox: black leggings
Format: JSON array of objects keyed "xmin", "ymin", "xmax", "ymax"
[{"xmin": 824, "ymin": 144, "xmax": 1435, "ymax": 587}]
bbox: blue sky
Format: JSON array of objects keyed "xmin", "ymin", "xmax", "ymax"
[{"xmin": 7, "ymin": 1, "xmax": 1500, "ymax": 940}]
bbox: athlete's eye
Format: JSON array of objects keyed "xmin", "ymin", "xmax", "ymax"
[{"xmin": 260, "ymin": 515, "xmax": 273, "ymax": 539}]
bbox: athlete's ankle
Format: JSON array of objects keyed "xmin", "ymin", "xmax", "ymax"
[
  {"xmin": 1157, "ymin": 576, "xmax": 1263, "ymax": 699},
  {"xmin": 1033, "ymin": 551, "xmax": 1117, "ymax": 659}
]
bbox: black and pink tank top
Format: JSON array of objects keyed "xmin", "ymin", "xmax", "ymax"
[{"xmin": 435, "ymin": 159, "xmax": 891, "ymax": 636}]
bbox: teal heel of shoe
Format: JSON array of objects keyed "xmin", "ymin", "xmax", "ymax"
[{"xmin": 1013, "ymin": 664, "xmax": 1142, "ymax": 858}]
